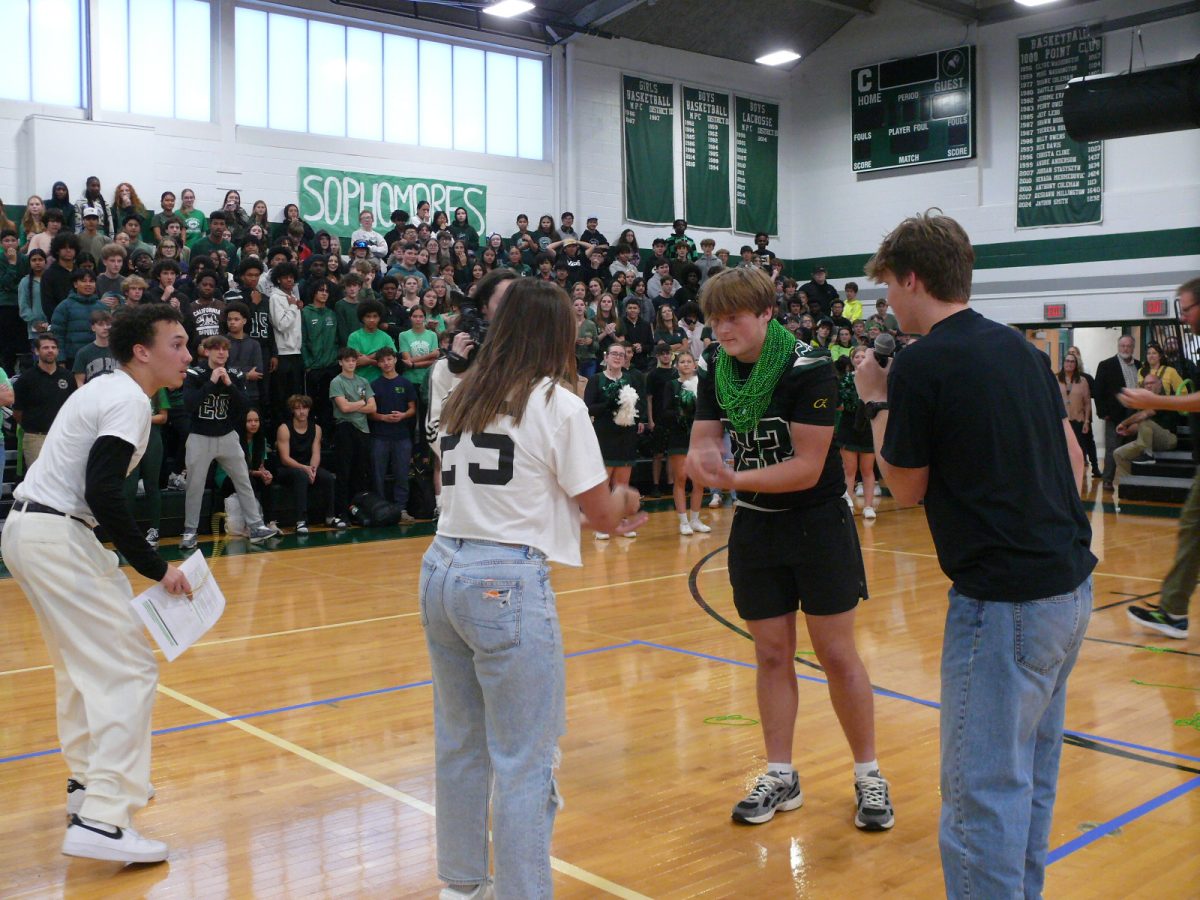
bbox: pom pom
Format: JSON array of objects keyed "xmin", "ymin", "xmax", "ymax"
[{"xmin": 614, "ymin": 384, "xmax": 640, "ymax": 427}]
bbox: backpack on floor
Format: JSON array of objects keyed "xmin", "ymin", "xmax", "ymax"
[{"xmin": 349, "ymin": 491, "xmax": 403, "ymax": 528}]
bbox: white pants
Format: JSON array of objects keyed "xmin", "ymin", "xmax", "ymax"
[{"xmin": 1, "ymin": 510, "xmax": 157, "ymax": 828}]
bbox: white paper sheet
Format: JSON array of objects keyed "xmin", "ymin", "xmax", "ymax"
[{"xmin": 131, "ymin": 551, "xmax": 225, "ymax": 662}]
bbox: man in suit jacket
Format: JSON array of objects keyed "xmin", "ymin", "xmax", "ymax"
[{"xmin": 1093, "ymin": 334, "xmax": 1140, "ymax": 490}]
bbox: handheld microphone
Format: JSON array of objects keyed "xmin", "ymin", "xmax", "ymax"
[{"xmin": 873, "ymin": 332, "xmax": 896, "ymax": 368}]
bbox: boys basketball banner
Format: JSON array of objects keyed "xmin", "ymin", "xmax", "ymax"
[
  {"xmin": 622, "ymin": 75, "xmax": 676, "ymax": 225},
  {"xmin": 298, "ymin": 167, "xmax": 488, "ymax": 240},
  {"xmin": 682, "ymin": 86, "xmax": 732, "ymax": 230}
]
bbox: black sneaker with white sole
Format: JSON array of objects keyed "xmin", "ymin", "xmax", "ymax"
[
  {"xmin": 1127, "ymin": 604, "xmax": 1189, "ymax": 639},
  {"xmin": 731, "ymin": 771, "xmax": 803, "ymax": 824},
  {"xmin": 62, "ymin": 814, "xmax": 169, "ymax": 864},
  {"xmin": 854, "ymin": 771, "xmax": 895, "ymax": 831}
]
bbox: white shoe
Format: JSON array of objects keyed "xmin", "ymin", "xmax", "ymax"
[
  {"xmin": 708, "ymin": 492, "xmax": 722, "ymax": 508},
  {"xmin": 844, "ymin": 492, "xmax": 854, "ymax": 511},
  {"xmin": 619, "ymin": 531, "xmax": 637, "ymax": 538},
  {"xmin": 594, "ymin": 532, "xmax": 610, "ymax": 540},
  {"xmin": 863, "ymin": 506, "xmax": 877, "ymax": 520},
  {"xmin": 680, "ymin": 521, "xmax": 694, "ymax": 536},
  {"xmin": 874, "ymin": 484, "xmax": 882, "ymax": 496},
  {"xmin": 63, "ymin": 815, "xmax": 168, "ymax": 864},
  {"xmin": 689, "ymin": 517, "xmax": 712, "ymax": 533},
  {"xmin": 855, "ymin": 483, "xmax": 863, "ymax": 496}
]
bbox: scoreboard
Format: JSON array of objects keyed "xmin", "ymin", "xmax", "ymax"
[{"xmin": 851, "ymin": 45, "xmax": 976, "ymax": 173}]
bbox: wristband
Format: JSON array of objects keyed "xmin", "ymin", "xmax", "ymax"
[{"xmin": 864, "ymin": 401, "xmax": 889, "ymax": 421}]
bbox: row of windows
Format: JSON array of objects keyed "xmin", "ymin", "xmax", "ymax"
[
  {"xmin": 0, "ymin": 0, "xmax": 545, "ymax": 160},
  {"xmin": 233, "ymin": 9, "xmax": 544, "ymax": 158}
]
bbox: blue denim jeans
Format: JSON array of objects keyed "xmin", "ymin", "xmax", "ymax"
[
  {"xmin": 939, "ymin": 577, "xmax": 1092, "ymax": 900},
  {"xmin": 420, "ymin": 536, "xmax": 566, "ymax": 900},
  {"xmin": 370, "ymin": 434, "xmax": 412, "ymax": 506}
]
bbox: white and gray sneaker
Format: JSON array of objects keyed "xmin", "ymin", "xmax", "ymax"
[
  {"xmin": 732, "ymin": 771, "xmax": 803, "ymax": 824},
  {"xmin": 854, "ymin": 771, "xmax": 895, "ymax": 831},
  {"xmin": 62, "ymin": 814, "xmax": 168, "ymax": 864},
  {"xmin": 145, "ymin": 528, "xmax": 159, "ymax": 549},
  {"xmin": 248, "ymin": 523, "xmax": 280, "ymax": 544},
  {"xmin": 179, "ymin": 531, "xmax": 198, "ymax": 551}
]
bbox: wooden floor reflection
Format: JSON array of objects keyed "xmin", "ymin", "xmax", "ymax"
[{"xmin": 1, "ymin": 483, "xmax": 1197, "ymax": 898}]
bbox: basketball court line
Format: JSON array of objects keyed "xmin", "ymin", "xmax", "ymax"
[
  {"xmin": 625, "ymin": 639, "xmax": 1200, "ymax": 865},
  {"xmin": 0, "ymin": 566, "xmax": 729, "ymax": 680},
  {"xmin": 0, "ymin": 643, "xmax": 637, "ymax": 765},
  {"xmin": 4, "ymin": 635, "xmax": 1195, "ymax": 873},
  {"xmin": 154, "ymin": 682, "xmax": 652, "ymax": 899}
]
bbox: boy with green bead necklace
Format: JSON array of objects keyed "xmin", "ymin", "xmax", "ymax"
[{"xmin": 686, "ymin": 266, "xmax": 894, "ymax": 833}]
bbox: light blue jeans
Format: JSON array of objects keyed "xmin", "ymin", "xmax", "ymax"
[
  {"xmin": 939, "ymin": 577, "xmax": 1092, "ymax": 900},
  {"xmin": 420, "ymin": 535, "xmax": 566, "ymax": 900}
]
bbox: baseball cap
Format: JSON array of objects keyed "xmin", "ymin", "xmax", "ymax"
[
  {"xmin": 82, "ymin": 206, "xmax": 101, "ymax": 218},
  {"xmin": 813, "ymin": 265, "xmax": 828, "ymax": 273},
  {"xmin": 352, "ymin": 239, "xmax": 369, "ymax": 249}
]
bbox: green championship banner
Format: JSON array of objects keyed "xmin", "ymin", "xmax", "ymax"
[
  {"xmin": 682, "ymin": 86, "xmax": 731, "ymax": 229},
  {"xmin": 622, "ymin": 75, "xmax": 676, "ymax": 225},
  {"xmin": 734, "ymin": 96, "xmax": 779, "ymax": 235},
  {"xmin": 298, "ymin": 166, "xmax": 487, "ymax": 240},
  {"xmin": 1016, "ymin": 27, "xmax": 1103, "ymax": 228}
]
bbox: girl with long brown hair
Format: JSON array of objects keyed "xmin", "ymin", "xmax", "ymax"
[{"xmin": 423, "ymin": 278, "xmax": 644, "ymax": 899}]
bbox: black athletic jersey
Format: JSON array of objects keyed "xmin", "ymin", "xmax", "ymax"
[{"xmin": 695, "ymin": 339, "xmax": 844, "ymax": 511}]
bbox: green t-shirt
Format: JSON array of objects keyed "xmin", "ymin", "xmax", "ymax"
[
  {"xmin": 335, "ymin": 299, "xmax": 361, "ymax": 348},
  {"xmin": 347, "ymin": 327, "xmax": 396, "ymax": 385},
  {"xmin": 72, "ymin": 342, "xmax": 117, "ymax": 383},
  {"xmin": 576, "ymin": 319, "xmax": 599, "ymax": 362},
  {"xmin": 330, "ymin": 373, "xmax": 374, "ymax": 433},
  {"xmin": 397, "ymin": 328, "xmax": 437, "ymax": 386},
  {"xmin": 180, "ymin": 209, "xmax": 207, "ymax": 247}
]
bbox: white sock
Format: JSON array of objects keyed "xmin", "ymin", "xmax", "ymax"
[
  {"xmin": 679, "ymin": 513, "xmax": 689, "ymax": 524},
  {"xmin": 689, "ymin": 512, "xmax": 702, "ymax": 523},
  {"xmin": 854, "ymin": 760, "xmax": 879, "ymax": 780},
  {"xmin": 767, "ymin": 762, "xmax": 794, "ymax": 777}
]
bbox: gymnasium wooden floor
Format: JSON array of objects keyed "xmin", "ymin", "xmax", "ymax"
[{"xmin": 1, "ymin": 484, "xmax": 1198, "ymax": 899}]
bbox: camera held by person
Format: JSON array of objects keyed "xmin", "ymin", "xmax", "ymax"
[{"xmin": 446, "ymin": 269, "xmax": 520, "ymax": 374}]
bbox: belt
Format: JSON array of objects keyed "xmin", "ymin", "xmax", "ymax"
[{"xmin": 11, "ymin": 500, "xmax": 94, "ymax": 529}]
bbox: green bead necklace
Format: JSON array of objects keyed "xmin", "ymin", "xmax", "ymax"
[{"xmin": 714, "ymin": 320, "xmax": 796, "ymax": 432}]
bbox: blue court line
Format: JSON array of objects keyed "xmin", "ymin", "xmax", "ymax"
[
  {"xmin": 630, "ymin": 640, "xmax": 1194, "ymax": 756},
  {"xmin": 1062, "ymin": 729, "xmax": 1200, "ymax": 765},
  {"xmin": 0, "ymin": 641, "xmax": 636, "ymax": 767},
  {"xmin": 630, "ymin": 638, "xmax": 1200, "ymax": 865},
  {"xmin": 1046, "ymin": 775, "xmax": 1200, "ymax": 864}
]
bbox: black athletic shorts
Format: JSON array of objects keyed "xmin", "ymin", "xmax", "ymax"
[{"xmin": 726, "ymin": 498, "xmax": 868, "ymax": 621}]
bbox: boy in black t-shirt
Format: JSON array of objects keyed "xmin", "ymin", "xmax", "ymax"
[
  {"xmin": 688, "ymin": 266, "xmax": 893, "ymax": 833},
  {"xmin": 854, "ymin": 212, "xmax": 1094, "ymax": 898}
]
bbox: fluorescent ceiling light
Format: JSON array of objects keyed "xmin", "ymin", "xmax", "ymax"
[
  {"xmin": 1015, "ymin": 0, "xmax": 1060, "ymax": 6},
  {"xmin": 756, "ymin": 50, "xmax": 801, "ymax": 66},
  {"xmin": 483, "ymin": 0, "xmax": 535, "ymax": 16}
]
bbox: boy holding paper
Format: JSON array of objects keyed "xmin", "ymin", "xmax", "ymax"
[{"xmin": 1, "ymin": 304, "xmax": 194, "ymax": 864}]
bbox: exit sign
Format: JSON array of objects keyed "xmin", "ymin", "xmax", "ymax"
[
  {"xmin": 1143, "ymin": 298, "xmax": 1169, "ymax": 317},
  {"xmin": 1044, "ymin": 303, "xmax": 1067, "ymax": 321}
]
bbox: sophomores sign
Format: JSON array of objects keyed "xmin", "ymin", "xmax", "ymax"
[{"xmin": 298, "ymin": 167, "xmax": 487, "ymax": 240}]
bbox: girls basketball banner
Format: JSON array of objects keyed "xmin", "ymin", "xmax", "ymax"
[
  {"xmin": 622, "ymin": 75, "xmax": 676, "ymax": 225},
  {"xmin": 298, "ymin": 166, "xmax": 488, "ymax": 239}
]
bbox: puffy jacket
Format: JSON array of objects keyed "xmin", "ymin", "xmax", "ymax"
[{"xmin": 49, "ymin": 290, "xmax": 100, "ymax": 362}]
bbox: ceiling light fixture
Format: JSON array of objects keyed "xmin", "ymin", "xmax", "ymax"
[
  {"xmin": 1014, "ymin": 0, "xmax": 1060, "ymax": 7},
  {"xmin": 483, "ymin": 1, "xmax": 535, "ymax": 17},
  {"xmin": 756, "ymin": 50, "xmax": 801, "ymax": 66}
]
